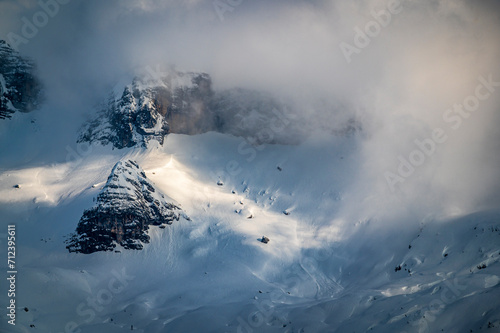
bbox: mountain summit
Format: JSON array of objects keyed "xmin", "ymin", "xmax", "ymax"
[
  {"xmin": 66, "ymin": 159, "xmax": 188, "ymax": 253},
  {"xmin": 78, "ymin": 71, "xmax": 216, "ymax": 148},
  {"xmin": 78, "ymin": 69, "xmax": 299, "ymax": 148}
]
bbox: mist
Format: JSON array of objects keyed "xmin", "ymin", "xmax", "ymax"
[{"xmin": 1, "ymin": 0, "xmax": 499, "ymax": 223}]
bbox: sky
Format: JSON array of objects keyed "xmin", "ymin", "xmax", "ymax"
[{"xmin": 0, "ymin": 0, "xmax": 499, "ymax": 222}]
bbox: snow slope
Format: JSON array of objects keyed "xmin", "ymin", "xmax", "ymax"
[{"xmin": 0, "ymin": 125, "xmax": 499, "ymax": 332}]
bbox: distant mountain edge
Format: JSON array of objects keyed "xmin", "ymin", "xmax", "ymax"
[{"xmin": 0, "ymin": 40, "xmax": 43, "ymax": 119}]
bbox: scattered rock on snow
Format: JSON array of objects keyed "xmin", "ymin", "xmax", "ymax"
[{"xmin": 261, "ymin": 236, "xmax": 270, "ymax": 244}]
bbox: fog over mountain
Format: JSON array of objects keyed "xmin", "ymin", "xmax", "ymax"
[
  {"xmin": 0, "ymin": 1, "xmax": 499, "ymax": 332},
  {"xmin": 1, "ymin": 0, "xmax": 498, "ymax": 222}
]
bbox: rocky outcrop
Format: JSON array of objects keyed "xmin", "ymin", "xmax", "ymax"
[
  {"xmin": 78, "ymin": 71, "xmax": 217, "ymax": 148},
  {"xmin": 0, "ymin": 40, "xmax": 42, "ymax": 119},
  {"xmin": 78, "ymin": 69, "xmax": 299, "ymax": 148},
  {"xmin": 66, "ymin": 160, "xmax": 188, "ymax": 253}
]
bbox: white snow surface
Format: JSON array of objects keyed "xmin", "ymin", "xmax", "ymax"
[
  {"xmin": 0, "ymin": 125, "xmax": 499, "ymax": 332},
  {"xmin": 93, "ymin": 159, "xmax": 180, "ymax": 216}
]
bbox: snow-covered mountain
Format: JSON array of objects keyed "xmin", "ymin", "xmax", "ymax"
[
  {"xmin": 0, "ymin": 131, "xmax": 499, "ymax": 332},
  {"xmin": 2, "ymin": 0, "xmax": 500, "ymax": 330},
  {"xmin": 66, "ymin": 159, "xmax": 188, "ymax": 253},
  {"xmin": 78, "ymin": 70, "xmax": 302, "ymax": 148},
  {"xmin": 78, "ymin": 71, "xmax": 215, "ymax": 148},
  {"xmin": 0, "ymin": 46, "xmax": 498, "ymax": 333},
  {"xmin": 0, "ymin": 40, "xmax": 42, "ymax": 119}
]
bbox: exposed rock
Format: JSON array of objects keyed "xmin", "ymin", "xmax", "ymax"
[
  {"xmin": 78, "ymin": 70, "xmax": 300, "ymax": 149},
  {"xmin": 66, "ymin": 160, "xmax": 188, "ymax": 253},
  {"xmin": 78, "ymin": 71, "xmax": 216, "ymax": 148},
  {"xmin": 261, "ymin": 236, "xmax": 270, "ymax": 244},
  {"xmin": 0, "ymin": 40, "xmax": 42, "ymax": 119}
]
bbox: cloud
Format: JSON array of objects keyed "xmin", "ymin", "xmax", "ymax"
[{"xmin": 0, "ymin": 0, "xmax": 499, "ymax": 221}]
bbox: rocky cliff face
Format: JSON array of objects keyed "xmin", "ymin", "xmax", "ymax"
[
  {"xmin": 78, "ymin": 71, "xmax": 217, "ymax": 148},
  {"xmin": 66, "ymin": 160, "xmax": 188, "ymax": 253},
  {"xmin": 78, "ymin": 69, "xmax": 299, "ymax": 148},
  {"xmin": 0, "ymin": 40, "xmax": 42, "ymax": 119}
]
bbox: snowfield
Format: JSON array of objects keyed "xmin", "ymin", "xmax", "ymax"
[{"xmin": 0, "ymin": 114, "xmax": 499, "ymax": 333}]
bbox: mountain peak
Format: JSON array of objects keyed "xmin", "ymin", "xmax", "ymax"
[
  {"xmin": 78, "ymin": 68, "xmax": 301, "ymax": 149},
  {"xmin": 66, "ymin": 159, "xmax": 188, "ymax": 253},
  {"xmin": 78, "ymin": 70, "xmax": 215, "ymax": 148}
]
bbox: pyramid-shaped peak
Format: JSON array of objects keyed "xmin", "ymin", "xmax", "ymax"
[{"xmin": 66, "ymin": 159, "xmax": 189, "ymax": 253}]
